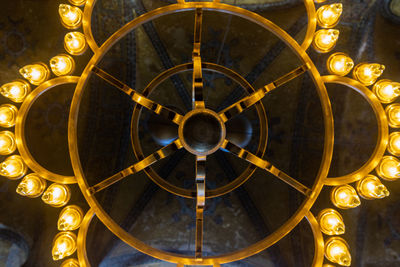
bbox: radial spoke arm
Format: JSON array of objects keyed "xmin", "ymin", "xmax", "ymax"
[
  {"xmin": 192, "ymin": 8, "xmax": 205, "ymax": 109},
  {"xmin": 195, "ymin": 155, "xmax": 206, "ymax": 259},
  {"xmin": 87, "ymin": 140, "xmax": 183, "ymax": 195},
  {"xmin": 91, "ymin": 66, "xmax": 183, "ymax": 124},
  {"xmin": 218, "ymin": 64, "xmax": 309, "ymax": 122},
  {"xmin": 221, "ymin": 140, "xmax": 311, "ymax": 196}
]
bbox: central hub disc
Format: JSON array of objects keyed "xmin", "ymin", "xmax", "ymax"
[{"xmin": 179, "ymin": 109, "xmax": 226, "ymax": 156}]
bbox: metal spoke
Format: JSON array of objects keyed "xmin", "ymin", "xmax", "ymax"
[
  {"xmin": 195, "ymin": 155, "xmax": 206, "ymax": 259},
  {"xmin": 91, "ymin": 66, "xmax": 183, "ymax": 125},
  {"xmin": 87, "ymin": 140, "xmax": 183, "ymax": 195},
  {"xmin": 192, "ymin": 8, "xmax": 205, "ymax": 109},
  {"xmin": 221, "ymin": 140, "xmax": 311, "ymax": 196},
  {"xmin": 218, "ymin": 64, "xmax": 309, "ymax": 122}
]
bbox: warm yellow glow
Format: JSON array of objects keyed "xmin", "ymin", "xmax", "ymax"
[
  {"xmin": 326, "ymin": 52, "xmax": 354, "ymax": 76},
  {"xmin": 64, "ymin": 32, "xmax": 87, "ymax": 55},
  {"xmin": 318, "ymin": 208, "xmax": 345, "ymax": 235},
  {"xmin": 0, "ymin": 131, "xmax": 16, "ymax": 155},
  {"xmin": 52, "ymin": 232, "xmax": 77, "ymax": 261},
  {"xmin": 0, "ymin": 104, "xmax": 18, "ymax": 128},
  {"xmin": 61, "ymin": 258, "xmax": 80, "ymax": 267},
  {"xmin": 325, "ymin": 237, "xmax": 351, "ymax": 266},
  {"xmin": 19, "ymin": 63, "xmax": 50, "ymax": 85},
  {"xmin": 353, "ymin": 63, "xmax": 385, "ymax": 86},
  {"xmin": 69, "ymin": 0, "xmax": 86, "ymax": 6},
  {"xmin": 388, "ymin": 132, "xmax": 400, "ymax": 156},
  {"xmin": 58, "ymin": 205, "xmax": 84, "ymax": 231},
  {"xmin": 372, "ymin": 79, "xmax": 400, "ymax": 103},
  {"xmin": 59, "ymin": 4, "xmax": 83, "ymax": 29},
  {"xmin": 312, "ymin": 29, "xmax": 339, "ymax": 53},
  {"xmin": 322, "ymin": 264, "xmax": 336, "ymax": 267},
  {"xmin": 0, "ymin": 155, "xmax": 27, "ymax": 180},
  {"xmin": 356, "ymin": 175, "xmax": 389, "ymax": 199},
  {"xmin": 386, "ymin": 104, "xmax": 400, "ymax": 128},
  {"xmin": 376, "ymin": 156, "xmax": 400, "ymax": 181},
  {"xmin": 317, "ymin": 3, "xmax": 343, "ymax": 28},
  {"xmin": 50, "ymin": 54, "xmax": 75, "ymax": 76},
  {"xmin": 0, "ymin": 80, "xmax": 31, "ymax": 102},
  {"xmin": 331, "ymin": 185, "xmax": 361, "ymax": 209},
  {"xmin": 42, "ymin": 183, "xmax": 71, "ymax": 207},
  {"xmin": 16, "ymin": 173, "xmax": 47, "ymax": 198}
]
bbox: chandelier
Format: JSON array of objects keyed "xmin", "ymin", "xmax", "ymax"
[{"xmin": 0, "ymin": 0, "xmax": 399, "ymax": 266}]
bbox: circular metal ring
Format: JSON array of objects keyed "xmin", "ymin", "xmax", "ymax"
[
  {"xmin": 322, "ymin": 75, "xmax": 389, "ymax": 186},
  {"xmin": 16, "ymin": 76, "xmax": 77, "ymax": 184},
  {"xmin": 82, "ymin": 0, "xmax": 99, "ymax": 53},
  {"xmin": 69, "ymin": 3, "xmax": 333, "ymax": 264}
]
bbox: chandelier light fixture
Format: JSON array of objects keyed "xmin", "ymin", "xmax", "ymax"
[{"xmin": 0, "ymin": 0, "xmax": 399, "ymax": 266}]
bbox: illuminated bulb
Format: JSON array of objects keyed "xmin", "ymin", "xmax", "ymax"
[
  {"xmin": 356, "ymin": 175, "xmax": 389, "ymax": 199},
  {"xmin": 0, "ymin": 80, "xmax": 31, "ymax": 102},
  {"xmin": 58, "ymin": 205, "xmax": 84, "ymax": 231},
  {"xmin": 325, "ymin": 237, "xmax": 351, "ymax": 266},
  {"xmin": 68, "ymin": 0, "xmax": 86, "ymax": 6},
  {"xmin": 59, "ymin": 4, "xmax": 83, "ymax": 29},
  {"xmin": 331, "ymin": 185, "xmax": 361, "ymax": 209},
  {"xmin": 388, "ymin": 132, "xmax": 400, "ymax": 156},
  {"xmin": 376, "ymin": 156, "xmax": 400, "ymax": 181},
  {"xmin": 19, "ymin": 63, "xmax": 50, "ymax": 85},
  {"xmin": 0, "ymin": 104, "xmax": 18, "ymax": 128},
  {"xmin": 16, "ymin": 173, "xmax": 46, "ymax": 198},
  {"xmin": 353, "ymin": 63, "xmax": 385, "ymax": 86},
  {"xmin": 312, "ymin": 29, "xmax": 339, "ymax": 53},
  {"xmin": 0, "ymin": 131, "xmax": 16, "ymax": 155},
  {"xmin": 0, "ymin": 155, "xmax": 27, "ymax": 180},
  {"xmin": 318, "ymin": 208, "xmax": 345, "ymax": 235},
  {"xmin": 42, "ymin": 183, "xmax": 71, "ymax": 207},
  {"xmin": 61, "ymin": 258, "xmax": 79, "ymax": 267},
  {"xmin": 322, "ymin": 265, "xmax": 336, "ymax": 267},
  {"xmin": 52, "ymin": 232, "xmax": 77, "ymax": 261},
  {"xmin": 317, "ymin": 3, "xmax": 343, "ymax": 28},
  {"xmin": 327, "ymin": 53, "xmax": 354, "ymax": 76},
  {"xmin": 50, "ymin": 54, "xmax": 75, "ymax": 76},
  {"xmin": 64, "ymin": 32, "xmax": 87, "ymax": 55},
  {"xmin": 386, "ymin": 104, "xmax": 400, "ymax": 128},
  {"xmin": 372, "ymin": 79, "xmax": 400, "ymax": 103}
]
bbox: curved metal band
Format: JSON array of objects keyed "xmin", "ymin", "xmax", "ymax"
[
  {"xmin": 69, "ymin": 3, "xmax": 333, "ymax": 265},
  {"xmin": 322, "ymin": 75, "xmax": 389, "ymax": 186},
  {"xmin": 77, "ymin": 209, "xmax": 94, "ymax": 267},
  {"xmin": 131, "ymin": 61, "xmax": 267, "ymax": 199},
  {"xmin": 302, "ymin": 0, "xmax": 317, "ymax": 50},
  {"xmin": 306, "ymin": 211, "xmax": 325, "ymax": 267},
  {"xmin": 16, "ymin": 76, "xmax": 77, "ymax": 184},
  {"xmin": 83, "ymin": 0, "xmax": 99, "ymax": 52}
]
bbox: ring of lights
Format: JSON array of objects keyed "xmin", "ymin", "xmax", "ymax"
[
  {"xmin": 15, "ymin": 76, "xmax": 78, "ymax": 184},
  {"xmin": 68, "ymin": 2, "xmax": 334, "ymax": 265}
]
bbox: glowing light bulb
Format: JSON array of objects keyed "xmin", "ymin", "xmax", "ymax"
[
  {"xmin": 42, "ymin": 183, "xmax": 71, "ymax": 207},
  {"xmin": 312, "ymin": 29, "xmax": 339, "ymax": 53},
  {"xmin": 64, "ymin": 32, "xmax": 87, "ymax": 55},
  {"xmin": 0, "ymin": 104, "xmax": 18, "ymax": 128},
  {"xmin": 52, "ymin": 232, "xmax": 77, "ymax": 261},
  {"xmin": 58, "ymin": 205, "xmax": 84, "ymax": 231},
  {"xmin": 356, "ymin": 175, "xmax": 389, "ymax": 199},
  {"xmin": 0, "ymin": 155, "xmax": 27, "ymax": 180},
  {"xmin": 331, "ymin": 185, "xmax": 361, "ymax": 209},
  {"xmin": 372, "ymin": 79, "xmax": 400, "ymax": 103},
  {"xmin": 318, "ymin": 208, "xmax": 345, "ymax": 235},
  {"xmin": 0, "ymin": 80, "xmax": 31, "ymax": 103},
  {"xmin": 0, "ymin": 131, "xmax": 16, "ymax": 155},
  {"xmin": 61, "ymin": 258, "xmax": 80, "ymax": 267},
  {"xmin": 317, "ymin": 3, "xmax": 343, "ymax": 28},
  {"xmin": 376, "ymin": 156, "xmax": 400, "ymax": 181},
  {"xmin": 59, "ymin": 4, "xmax": 83, "ymax": 29},
  {"xmin": 326, "ymin": 53, "xmax": 354, "ymax": 76},
  {"xmin": 322, "ymin": 264, "xmax": 336, "ymax": 267},
  {"xmin": 386, "ymin": 104, "xmax": 400, "ymax": 128},
  {"xmin": 69, "ymin": 0, "xmax": 86, "ymax": 6},
  {"xmin": 16, "ymin": 173, "xmax": 47, "ymax": 198},
  {"xmin": 19, "ymin": 63, "xmax": 50, "ymax": 85},
  {"xmin": 388, "ymin": 132, "xmax": 400, "ymax": 156},
  {"xmin": 50, "ymin": 54, "xmax": 75, "ymax": 76},
  {"xmin": 353, "ymin": 63, "xmax": 385, "ymax": 86},
  {"xmin": 325, "ymin": 237, "xmax": 351, "ymax": 266}
]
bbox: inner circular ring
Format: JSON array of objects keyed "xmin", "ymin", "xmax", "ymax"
[{"xmin": 179, "ymin": 109, "xmax": 226, "ymax": 156}]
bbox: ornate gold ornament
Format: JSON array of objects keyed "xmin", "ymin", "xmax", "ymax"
[{"xmin": 0, "ymin": 0, "xmax": 398, "ymax": 266}]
